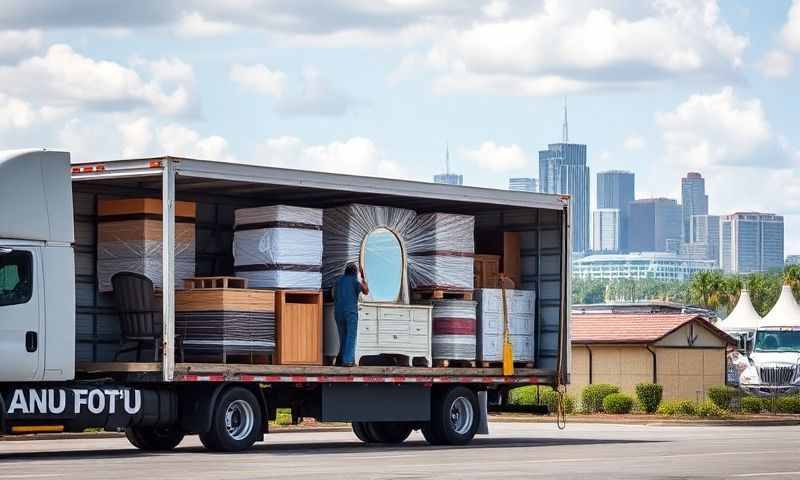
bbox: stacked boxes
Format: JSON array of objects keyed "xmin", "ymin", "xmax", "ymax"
[
  {"xmin": 427, "ymin": 299, "xmax": 477, "ymax": 361},
  {"xmin": 233, "ymin": 205, "xmax": 323, "ymax": 289},
  {"xmin": 475, "ymin": 288, "xmax": 536, "ymax": 363},
  {"xmin": 407, "ymin": 213, "xmax": 475, "ymax": 290},
  {"xmin": 97, "ymin": 198, "xmax": 196, "ymax": 292}
]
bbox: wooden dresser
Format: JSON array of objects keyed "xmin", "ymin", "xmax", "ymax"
[{"xmin": 324, "ymin": 302, "xmax": 433, "ymax": 367}]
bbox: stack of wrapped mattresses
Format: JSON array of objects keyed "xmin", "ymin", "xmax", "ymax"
[
  {"xmin": 97, "ymin": 198, "xmax": 196, "ymax": 292},
  {"xmin": 425, "ymin": 299, "xmax": 477, "ymax": 361},
  {"xmin": 475, "ymin": 288, "xmax": 536, "ymax": 363},
  {"xmin": 233, "ymin": 205, "xmax": 323, "ymax": 289},
  {"xmin": 407, "ymin": 213, "xmax": 474, "ymax": 290},
  {"xmin": 175, "ymin": 288, "xmax": 276, "ymax": 360}
]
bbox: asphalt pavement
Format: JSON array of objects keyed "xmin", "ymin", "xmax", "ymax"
[{"xmin": 1, "ymin": 422, "xmax": 799, "ymax": 479}]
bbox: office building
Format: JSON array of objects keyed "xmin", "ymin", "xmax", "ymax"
[
  {"xmin": 720, "ymin": 213, "xmax": 784, "ymax": 273},
  {"xmin": 688, "ymin": 214, "xmax": 720, "ymax": 262},
  {"xmin": 681, "ymin": 172, "xmax": 709, "ymax": 242},
  {"xmin": 539, "ymin": 103, "xmax": 590, "ymax": 253},
  {"xmin": 628, "ymin": 198, "xmax": 682, "ymax": 253},
  {"xmin": 509, "ymin": 177, "xmax": 537, "ymax": 192},
  {"xmin": 786, "ymin": 255, "xmax": 800, "ymax": 266},
  {"xmin": 573, "ymin": 252, "xmax": 718, "ymax": 282},
  {"xmin": 593, "ymin": 209, "xmax": 621, "ymax": 253},
  {"xmin": 596, "ymin": 170, "xmax": 635, "ymax": 252},
  {"xmin": 434, "ymin": 144, "xmax": 463, "ymax": 185}
]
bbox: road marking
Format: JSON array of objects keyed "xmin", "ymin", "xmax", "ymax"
[
  {"xmin": 0, "ymin": 475, "xmax": 64, "ymax": 479},
  {"xmin": 733, "ymin": 473, "xmax": 800, "ymax": 478}
]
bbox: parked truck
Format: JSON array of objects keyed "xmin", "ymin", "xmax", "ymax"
[{"xmin": 0, "ymin": 149, "xmax": 571, "ymax": 452}]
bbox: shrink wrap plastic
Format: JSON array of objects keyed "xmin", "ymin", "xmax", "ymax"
[
  {"xmin": 475, "ymin": 288, "xmax": 536, "ymax": 362},
  {"xmin": 177, "ymin": 311, "xmax": 276, "ymax": 357},
  {"xmin": 423, "ymin": 299, "xmax": 477, "ymax": 360},
  {"xmin": 233, "ymin": 205, "xmax": 323, "ymax": 289}
]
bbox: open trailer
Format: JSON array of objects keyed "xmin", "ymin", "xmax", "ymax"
[{"xmin": 0, "ymin": 149, "xmax": 571, "ymax": 452}]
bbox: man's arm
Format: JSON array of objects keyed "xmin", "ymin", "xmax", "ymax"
[{"xmin": 358, "ymin": 275, "xmax": 369, "ymax": 295}]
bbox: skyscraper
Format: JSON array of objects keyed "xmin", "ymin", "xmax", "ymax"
[
  {"xmin": 539, "ymin": 101, "xmax": 590, "ymax": 253},
  {"xmin": 433, "ymin": 144, "xmax": 463, "ymax": 185},
  {"xmin": 628, "ymin": 198, "xmax": 682, "ymax": 252},
  {"xmin": 720, "ymin": 212, "xmax": 784, "ymax": 273},
  {"xmin": 681, "ymin": 172, "xmax": 709, "ymax": 242},
  {"xmin": 689, "ymin": 214, "xmax": 720, "ymax": 262},
  {"xmin": 509, "ymin": 177, "xmax": 537, "ymax": 192},
  {"xmin": 593, "ymin": 208, "xmax": 621, "ymax": 253},
  {"xmin": 597, "ymin": 170, "xmax": 635, "ymax": 252}
]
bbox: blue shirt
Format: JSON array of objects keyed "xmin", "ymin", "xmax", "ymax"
[{"xmin": 334, "ymin": 274, "xmax": 361, "ymax": 315}]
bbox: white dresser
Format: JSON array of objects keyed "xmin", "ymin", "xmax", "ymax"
[
  {"xmin": 475, "ymin": 289, "xmax": 536, "ymax": 363},
  {"xmin": 324, "ymin": 302, "xmax": 433, "ymax": 367}
]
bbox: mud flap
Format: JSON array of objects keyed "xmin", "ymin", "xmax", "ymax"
[{"xmin": 477, "ymin": 390, "xmax": 489, "ymax": 435}]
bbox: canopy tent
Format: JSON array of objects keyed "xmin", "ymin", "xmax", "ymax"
[
  {"xmin": 759, "ymin": 284, "xmax": 800, "ymax": 329},
  {"xmin": 720, "ymin": 289, "xmax": 762, "ymax": 334}
]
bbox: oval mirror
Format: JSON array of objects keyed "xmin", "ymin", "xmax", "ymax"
[{"xmin": 361, "ymin": 227, "xmax": 403, "ymax": 302}]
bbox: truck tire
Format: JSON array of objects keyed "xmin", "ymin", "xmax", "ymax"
[
  {"xmin": 366, "ymin": 422, "xmax": 413, "ymax": 444},
  {"xmin": 126, "ymin": 426, "xmax": 184, "ymax": 451},
  {"xmin": 352, "ymin": 422, "xmax": 372, "ymax": 442},
  {"xmin": 199, "ymin": 387, "xmax": 263, "ymax": 452},
  {"xmin": 423, "ymin": 386, "xmax": 478, "ymax": 446}
]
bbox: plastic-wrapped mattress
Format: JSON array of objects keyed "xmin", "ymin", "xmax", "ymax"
[
  {"xmin": 407, "ymin": 213, "xmax": 474, "ymax": 290},
  {"xmin": 425, "ymin": 299, "xmax": 477, "ymax": 360},
  {"xmin": 233, "ymin": 205, "xmax": 323, "ymax": 289}
]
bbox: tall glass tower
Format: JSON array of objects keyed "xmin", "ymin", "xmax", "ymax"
[
  {"xmin": 681, "ymin": 172, "xmax": 708, "ymax": 242},
  {"xmin": 597, "ymin": 170, "xmax": 635, "ymax": 252}
]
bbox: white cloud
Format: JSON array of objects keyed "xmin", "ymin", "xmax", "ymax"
[
  {"xmin": 782, "ymin": 0, "xmax": 800, "ymax": 52},
  {"xmin": 118, "ymin": 117, "xmax": 154, "ymax": 158},
  {"xmin": 0, "ymin": 44, "xmax": 194, "ymax": 116},
  {"xmin": 655, "ymin": 87, "xmax": 793, "ymax": 169},
  {"xmin": 0, "ymin": 93, "xmax": 66, "ymax": 129},
  {"xmin": 623, "ymin": 135, "xmax": 646, "ymax": 151},
  {"xmin": 482, "ymin": 1, "xmax": 509, "ymax": 19},
  {"xmin": 0, "ymin": 29, "xmax": 42, "ymax": 63},
  {"xmin": 230, "ymin": 64, "xmax": 286, "ymax": 97},
  {"xmin": 461, "ymin": 141, "xmax": 528, "ymax": 172},
  {"xmin": 254, "ymin": 136, "xmax": 406, "ymax": 178},
  {"xmin": 760, "ymin": 50, "xmax": 793, "ymax": 78},
  {"xmin": 156, "ymin": 124, "xmax": 234, "ymax": 162},
  {"xmin": 176, "ymin": 12, "xmax": 238, "ymax": 37}
]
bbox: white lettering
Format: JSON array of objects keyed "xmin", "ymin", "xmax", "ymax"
[
  {"xmin": 29, "ymin": 389, "xmax": 47, "ymax": 414},
  {"xmin": 124, "ymin": 390, "xmax": 141, "ymax": 414},
  {"xmin": 74, "ymin": 389, "xmax": 88, "ymax": 414},
  {"xmin": 87, "ymin": 390, "xmax": 105, "ymax": 414},
  {"xmin": 7, "ymin": 390, "xmax": 29, "ymax": 414},
  {"xmin": 103, "ymin": 389, "xmax": 119, "ymax": 414},
  {"xmin": 48, "ymin": 389, "xmax": 66, "ymax": 414}
]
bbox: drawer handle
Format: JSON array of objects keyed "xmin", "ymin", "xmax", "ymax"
[{"xmin": 393, "ymin": 335, "xmax": 398, "ymax": 339}]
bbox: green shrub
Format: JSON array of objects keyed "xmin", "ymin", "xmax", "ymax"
[
  {"xmin": 777, "ymin": 395, "xmax": 800, "ymax": 414},
  {"xmin": 696, "ymin": 400, "xmax": 727, "ymax": 417},
  {"xmin": 602, "ymin": 393, "xmax": 635, "ymax": 414},
  {"xmin": 707, "ymin": 385, "xmax": 739, "ymax": 410},
  {"xmin": 657, "ymin": 399, "xmax": 697, "ymax": 416},
  {"xmin": 508, "ymin": 386, "xmax": 575, "ymax": 414},
  {"xmin": 540, "ymin": 389, "xmax": 576, "ymax": 414},
  {"xmin": 508, "ymin": 386, "xmax": 538, "ymax": 405},
  {"xmin": 581, "ymin": 384, "xmax": 620, "ymax": 413},
  {"xmin": 635, "ymin": 383, "xmax": 663, "ymax": 414},
  {"xmin": 740, "ymin": 396, "xmax": 763, "ymax": 413}
]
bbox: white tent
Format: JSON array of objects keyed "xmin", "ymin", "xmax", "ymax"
[
  {"xmin": 760, "ymin": 284, "xmax": 800, "ymax": 329},
  {"xmin": 720, "ymin": 289, "xmax": 762, "ymax": 334}
]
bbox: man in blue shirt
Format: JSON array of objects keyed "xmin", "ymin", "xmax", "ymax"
[{"xmin": 334, "ymin": 263, "xmax": 369, "ymax": 367}]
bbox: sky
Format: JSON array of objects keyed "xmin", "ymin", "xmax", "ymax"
[{"xmin": 0, "ymin": 0, "xmax": 799, "ymax": 253}]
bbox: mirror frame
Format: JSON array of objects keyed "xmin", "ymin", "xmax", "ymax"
[{"xmin": 358, "ymin": 226, "xmax": 408, "ymax": 304}]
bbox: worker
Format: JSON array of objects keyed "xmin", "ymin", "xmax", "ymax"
[{"xmin": 334, "ymin": 262, "xmax": 369, "ymax": 367}]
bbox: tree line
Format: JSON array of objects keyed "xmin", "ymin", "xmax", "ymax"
[{"xmin": 573, "ymin": 265, "xmax": 800, "ymax": 317}]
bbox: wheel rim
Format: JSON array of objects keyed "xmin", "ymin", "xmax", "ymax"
[
  {"xmin": 224, "ymin": 400, "xmax": 255, "ymax": 441},
  {"xmin": 449, "ymin": 396, "xmax": 474, "ymax": 435}
]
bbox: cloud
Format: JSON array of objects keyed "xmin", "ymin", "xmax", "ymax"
[
  {"xmin": 176, "ymin": 12, "xmax": 238, "ymax": 37},
  {"xmin": 782, "ymin": 0, "xmax": 800, "ymax": 52},
  {"xmin": 118, "ymin": 117, "xmax": 154, "ymax": 158},
  {"xmin": 157, "ymin": 124, "xmax": 234, "ymax": 162},
  {"xmin": 0, "ymin": 30, "xmax": 42, "ymax": 63},
  {"xmin": 254, "ymin": 136, "xmax": 406, "ymax": 178},
  {"xmin": 622, "ymin": 135, "xmax": 646, "ymax": 151},
  {"xmin": 655, "ymin": 87, "xmax": 795, "ymax": 169},
  {"xmin": 0, "ymin": 44, "xmax": 195, "ymax": 116},
  {"xmin": 231, "ymin": 64, "xmax": 355, "ymax": 116},
  {"xmin": 461, "ymin": 141, "xmax": 528, "ymax": 172},
  {"xmin": 760, "ymin": 50, "xmax": 793, "ymax": 78},
  {"xmin": 0, "ymin": 93, "xmax": 66, "ymax": 129}
]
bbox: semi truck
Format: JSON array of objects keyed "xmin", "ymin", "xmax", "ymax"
[{"xmin": 0, "ymin": 149, "xmax": 571, "ymax": 452}]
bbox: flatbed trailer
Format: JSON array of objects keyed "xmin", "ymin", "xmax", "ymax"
[{"xmin": 0, "ymin": 150, "xmax": 571, "ymax": 452}]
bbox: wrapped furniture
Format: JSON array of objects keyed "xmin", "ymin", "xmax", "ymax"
[
  {"xmin": 233, "ymin": 205, "xmax": 323, "ymax": 289},
  {"xmin": 426, "ymin": 299, "xmax": 477, "ymax": 364},
  {"xmin": 97, "ymin": 198, "xmax": 196, "ymax": 292},
  {"xmin": 475, "ymin": 288, "xmax": 535, "ymax": 364},
  {"xmin": 407, "ymin": 213, "xmax": 474, "ymax": 290}
]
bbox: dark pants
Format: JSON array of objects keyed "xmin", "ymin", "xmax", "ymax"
[{"xmin": 335, "ymin": 310, "xmax": 357, "ymax": 365}]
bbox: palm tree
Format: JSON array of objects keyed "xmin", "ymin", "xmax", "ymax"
[
  {"xmin": 785, "ymin": 265, "xmax": 800, "ymax": 300},
  {"xmin": 689, "ymin": 271, "xmax": 724, "ymax": 310}
]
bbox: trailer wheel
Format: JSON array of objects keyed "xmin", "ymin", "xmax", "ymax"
[
  {"xmin": 351, "ymin": 422, "xmax": 372, "ymax": 442},
  {"xmin": 423, "ymin": 386, "xmax": 478, "ymax": 446},
  {"xmin": 199, "ymin": 387, "xmax": 262, "ymax": 452},
  {"xmin": 126, "ymin": 426, "xmax": 184, "ymax": 451},
  {"xmin": 366, "ymin": 422, "xmax": 413, "ymax": 444}
]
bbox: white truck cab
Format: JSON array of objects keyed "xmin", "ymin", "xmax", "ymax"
[{"xmin": 0, "ymin": 149, "xmax": 75, "ymax": 382}]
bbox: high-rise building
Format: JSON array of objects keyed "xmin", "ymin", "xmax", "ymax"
[
  {"xmin": 592, "ymin": 208, "xmax": 620, "ymax": 253},
  {"xmin": 681, "ymin": 172, "xmax": 709, "ymax": 242},
  {"xmin": 786, "ymin": 255, "xmax": 800, "ymax": 266},
  {"xmin": 573, "ymin": 252, "xmax": 718, "ymax": 282},
  {"xmin": 434, "ymin": 144, "xmax": 463, "ymax": 185},
  {"xmin": 539, "ymin": 101, "xmax": 590, "ymax": 253},
  {"xmin": 628, "ymin": 198, "xmax": 682, "ymax": 253},
  {"xmin": 596, "ymin": 170, "xmax": 635, "ymax": 252},
  {"xmin": 688, "ymin": 214, "xmax": 720, "ymax": 262},
  {"xmin": 720, "ymin": 212, "xmax": 784, "ymax": 273},
  {"xmin": 509, "ymin": 177, "xmax": 537, "ymax": 192}
]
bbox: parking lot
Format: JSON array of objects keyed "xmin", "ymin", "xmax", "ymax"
[{"xmin": 1, "ymin": 422, "xmax": 799, "ymax": 479}]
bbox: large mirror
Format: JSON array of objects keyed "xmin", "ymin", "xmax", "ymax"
[{"xmin": 361, "ymin": 227, "xmax": 403, "ymax": 303}]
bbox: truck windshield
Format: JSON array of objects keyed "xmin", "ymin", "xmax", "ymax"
[
  {"xmin": 754, "ymin": 330, "xmax": 800, "ymax": 352},
  {"xmin": 0, "ymin": 250, "xmax": 32, "ymax": 306}
]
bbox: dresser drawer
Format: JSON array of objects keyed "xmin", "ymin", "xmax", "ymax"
[
  {"xmin": 379, "ymin": 308, "xmax": 412, "ymax": 321},
  {"xmin": 380, "ymin": 320, "xmax": 410, "ymax": 335},
  {"xmin": 357, "ymin": 333, "xmax": 378, "ymax": 347},
  {"xmin": 412, "ymin": 308, "xmax": 431, "ymax": 322},
  {"xmin": 408, "ymin": 335, "xmax": 429, "ymax": 347},
  {"xmin": 358, "ymin": 319, "xmax": 377, "ymax": 335},
  {"xmin": 358, "ymin": 305, "xmax": 377, "ymax": 320},
  {"xmin": 379, "ymin": 331, "xmax": 410, "ymax": 345},
  {"xmin": 410, "ymin": 320, "xmax": 428, "ymax": 336}
]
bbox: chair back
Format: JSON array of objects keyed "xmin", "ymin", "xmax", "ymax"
[{"xmin": 111, "ymin": 272, "xmax": 163, "ymax": 338}]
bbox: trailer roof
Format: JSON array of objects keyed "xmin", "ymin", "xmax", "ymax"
[{"xmin": 72, "ymin": 156, "xmax": 568, "ymax": 212}]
